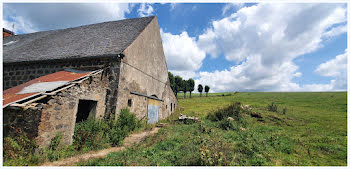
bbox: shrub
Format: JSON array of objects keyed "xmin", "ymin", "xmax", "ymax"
[
  {"xmin": 207, "ymin": 102, "xmax": 243, "ymax": 121},
  {"xmin": 110, "ymin": 127, "xmax": 127, "ymax": 146},
  {"xmin": 267, "ymin": 102, "xmax": 278, "ymax": 112},
  {"xmin": 282, "ymin": 107, "xmax": 287, "ymax": 115},
  {"xmin": 117, "ymin": 108, "xmax": 138, "ymax": 133},
  {"xmin": 45, "ymin": 132, "xmax": 64, "ymax": 161},
  {"xmin": 4, "ymin": 108, "xmax": 142, "ymax": 165},
  {"xmin": 72, "ymin": 117, "xmax": 109, "ymax": 151},
  {"xmin": 3, "ymin": 132, "xmax": 38, "ymax": 160},
  {"xmin": 207, "ymin": 102, "xmax": 248, "ymax": 131},
  {"xmin": 3, "ymin": 131, "xmax": 40, "ymax": 166},
  {"xmin": 73, "ymin": 107, "xmax": 140, "ymax": 149},
  {"xmin": 219, "ymin": 118, "xmax": 238, "ymax": 131}
]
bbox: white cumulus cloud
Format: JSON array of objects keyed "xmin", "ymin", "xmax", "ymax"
[
  {"xmin": 303, "ymin": 49, "xmax": 348, "ymax": 91},
  {"xmin": 195, "ymin": 3, "xmax": 347, "ymax": 92},
  {"xmin": 3, "ymin": 3, "xmax": 131, "ymax": 34},
  {"xmin": 160, "ymin": 29, "xmax": 206, "ymax": 79},
  {"xmin": 138, "ymin": 3, "xmax": 154, "ymax": 17},
  {"xmin": 315, "ymin": 49, "xmax": 347, "ymax": 77}
]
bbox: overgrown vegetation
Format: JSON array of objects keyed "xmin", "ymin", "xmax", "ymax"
[
  {"xmin": 79, "ymin": 92, "xmax": 347, "ymax": 166},
  {"xmin": 3, "ymin": 130, "xmax": 40, "ymax": 166},
  {"xmin": 3, "ymin": 108, "xmax": 147, "ymax": 166}
]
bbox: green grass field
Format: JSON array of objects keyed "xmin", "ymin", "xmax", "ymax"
[{"xmin": 78, "ymin": 92, "xmax": 347, "ymax": 166}]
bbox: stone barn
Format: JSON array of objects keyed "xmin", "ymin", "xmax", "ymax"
[{"xmin": 3, "ymin": 16, "xmax": 177, "ymax": 147}]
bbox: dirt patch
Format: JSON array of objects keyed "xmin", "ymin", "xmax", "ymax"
[{"xmin": 41, "ymin": 127, "xmax": 160, "ymax": 166}]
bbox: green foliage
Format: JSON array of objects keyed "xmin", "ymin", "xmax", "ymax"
[
  {"xmin": 188, "ymin": 78, "xmax": 195, "ymax": 92},
  {"xmin": 206, "ymin": 102, "xmax": 243, "ymax": 122},
  {"xmin": 200, "ymin": 135, "xmax": 228, "ymax": 166},
  {"xmin": 73, "ymin": 108, "xmax": 138, "ymax": 149},
  {"xmin": 45, "ymin": 132, "xmax": 66, "ymax": 162},
  {"xmin": 182, "ymin": 80, "xmax": 188, "ymax": 93},
  {"xmin": 73, "ymin": 117, "xmax": 109, "ymax": 151},
  {"xmin": 174, "ymin": 75, "xmax": 183, "ymax": 96},
  {"xmin": 4, "ymin": 107, "xmax": 142, "ymax": 166},
  {"xmin": 198, "ymin": 84, "xmax": 203, "ymax": 97},
  {"xmin": 168, "ymin": 72, "xmax": 175, "ymax": 92},
  {"xmin": 3, "ymin": 132, "xmax": 39, "ymax": 165},
  {"xmin": 198, "ymin": 84, "xmax": 203, "ymax": 93},
  {"xmin": 204, "ymin": 85, "xmax": 210, "ymax": 93},
  {"xmin": 267, "ymin": 102, "xmax": 278, "ymax": 112},
  {"xmin": 80, "ymin": 92, "xmax": 347, "ymax": 166},
  {"xmin": 218, "ymin": 118, "xmax": 239, "ymax": 131},
  {"xmin": 117, "ymin": 108, "xmax": 138, "ymax": 133}
]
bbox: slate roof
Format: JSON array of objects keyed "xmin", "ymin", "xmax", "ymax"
[{"xmin": 3, "ymin": 16, "xmax": 155, "ymax": 63}]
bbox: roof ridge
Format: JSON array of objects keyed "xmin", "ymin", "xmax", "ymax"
[
  {"xmin": 7, "ymin": 16, "xmax": 156, "ymax": 37},
  {"xmin": 3, "ymin": 16, "xmax": 156, "ymax": 63}
]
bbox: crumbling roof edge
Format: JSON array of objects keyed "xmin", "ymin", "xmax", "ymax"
[
  {"xmin": 3, "ymin": 28, "xmax": 14, "ymax": 35},
  {"xmin": 4, "ymin": 69, "xmax": 104, "ymax": 108}
]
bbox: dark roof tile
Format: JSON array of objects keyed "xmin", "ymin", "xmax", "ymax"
[{"xmin": 3, "ymin": 16, "xmax": 155, "ymax": 63}]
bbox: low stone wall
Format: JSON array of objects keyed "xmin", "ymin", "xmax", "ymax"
[
  {"xmin": 3, "ymin": 104, "xmax": 43, "ymax": 140},
  {"xmin": 3, "ymin": 67, "xmax": 121, "ymax": 147},
  {"xmin": 36, "ymin": 71, "xmax": 109, "ymax": 147}
]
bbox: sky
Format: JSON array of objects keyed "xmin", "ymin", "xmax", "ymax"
[{"xmin": 2, "ymin": 3, "xmax": 348, "ymax": 92}]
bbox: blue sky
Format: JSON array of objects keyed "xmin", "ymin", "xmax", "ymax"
[{"xmin": 3, "ymin": 3, "xmax": 348, "ymax": 92}]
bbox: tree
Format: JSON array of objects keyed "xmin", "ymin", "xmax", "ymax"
[
  {"xmin": 174, "ymin": 75, "xmax": 183, "ymax": 97},
  {"xmin": 168, "ymin": 72, "xmax": 175, "ymax": 92},
  {"xmin": 198, "ymin": 84, "xmax": 203, "ymax": 97},
  {"xmin": 182, "ymin": 80, "xmax": 188, "ymax": 98},
  {"xmin": 188, "ymin": 78, "xmax": 195, "ymax": 98},
  {"xmin": 205, "ymin": 85, "xmax": 210, "ymax": 97}
]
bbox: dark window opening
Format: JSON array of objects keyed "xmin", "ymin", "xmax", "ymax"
[
  {"xmin": 76, "ymin": 100, "xmax": 97, "ymax": 123},
  {"xmin": 166, "ymin": 105, "xmax": 168, "ymax": 109},
  {"xmin": 171, "ymin": 103, "xmax": 173, "ymax": 112},
  {"xmin": 128, "ymin": 99, "xmax": 132, "ymax": 107}
]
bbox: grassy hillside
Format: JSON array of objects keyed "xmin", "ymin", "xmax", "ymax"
[{"xmin": 79, "ymin": 92, "xmax": 347, "ymax": 166}]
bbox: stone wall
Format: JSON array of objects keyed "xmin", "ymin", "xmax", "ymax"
[
  {"xmin": 36, "ymin": 71, "xmax": 109, "ymax": 147},
  {"xmin": 115, "ymin": 16, "xmax": 177, "ymax": 120},
  {"xmin": 128, "ymin": 94, "xmax": 148, "ymax": 119},
  {"xmin": 103, "ymin": 60, "xmax": 121, "ymax": 119},
  {"xmin": 160, "ymin": 81, "xmax": 177, "ymax": 120},
  {"xmin": 2, "ymin": 68, "xmax": 121, "ymax": 147},
  {"xmin": 3, "ymin": 104, "xmax": 43, "ymax": 140},
  {"xmin": 3, "ymin": 57, "xmax": 112, "ymax": 90}
]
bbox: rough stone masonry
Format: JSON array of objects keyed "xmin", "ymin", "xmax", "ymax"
[{"xmin": 3, "ymin": 16, "xmax": 177, "ymax": 147}]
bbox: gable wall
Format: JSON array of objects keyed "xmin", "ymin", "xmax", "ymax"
[{"xmin": 115, "ymin": 16, "xmax": 177, "ymax": 120}]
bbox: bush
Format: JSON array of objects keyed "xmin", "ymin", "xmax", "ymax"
[
  {"xmin": 219, "ymin": 118, "xmax": 239, "ymax": 131},
  {"xmin": 207, "ymin": 102, "xmax": 248, "ymax": 131},
  {"xmin": 267, "ymin": 102, "xmax": 278, "ymax": 112},
  {"xmin": 3, "ymin": 131, "xmax": 40, "ymax": 166},
  {"xmin": 4, "ymin": 108, "xmax": 143, "ymax": 165},
  {"xmin": 73, "ymin": 107, "xmax": 140, "ymax": 149},
  {"xmin": 73, "ymin": 117, "xmax": 109, "ymax": 151},
  {"xmin": 117, "ymin": 108, "xmax": 138, "ymax": 132},
  {"xmin": 3, "ymin": 132, "xmax": 38, "ymax": 160},
  {"xmin": 282, "ymin": 107, "xmax": 287, "ymax": 115},
  {"xmin": 45, "ymin": 132, "xmax": 64, "ymax": 161},
  {"xmin": 207, "ymin": 102, "xmax": 243, "ymax": 121}
]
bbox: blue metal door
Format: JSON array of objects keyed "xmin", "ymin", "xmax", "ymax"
[{"xmin": 147, "ymin": 99, "xmax": 159, "ymax": 124}]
